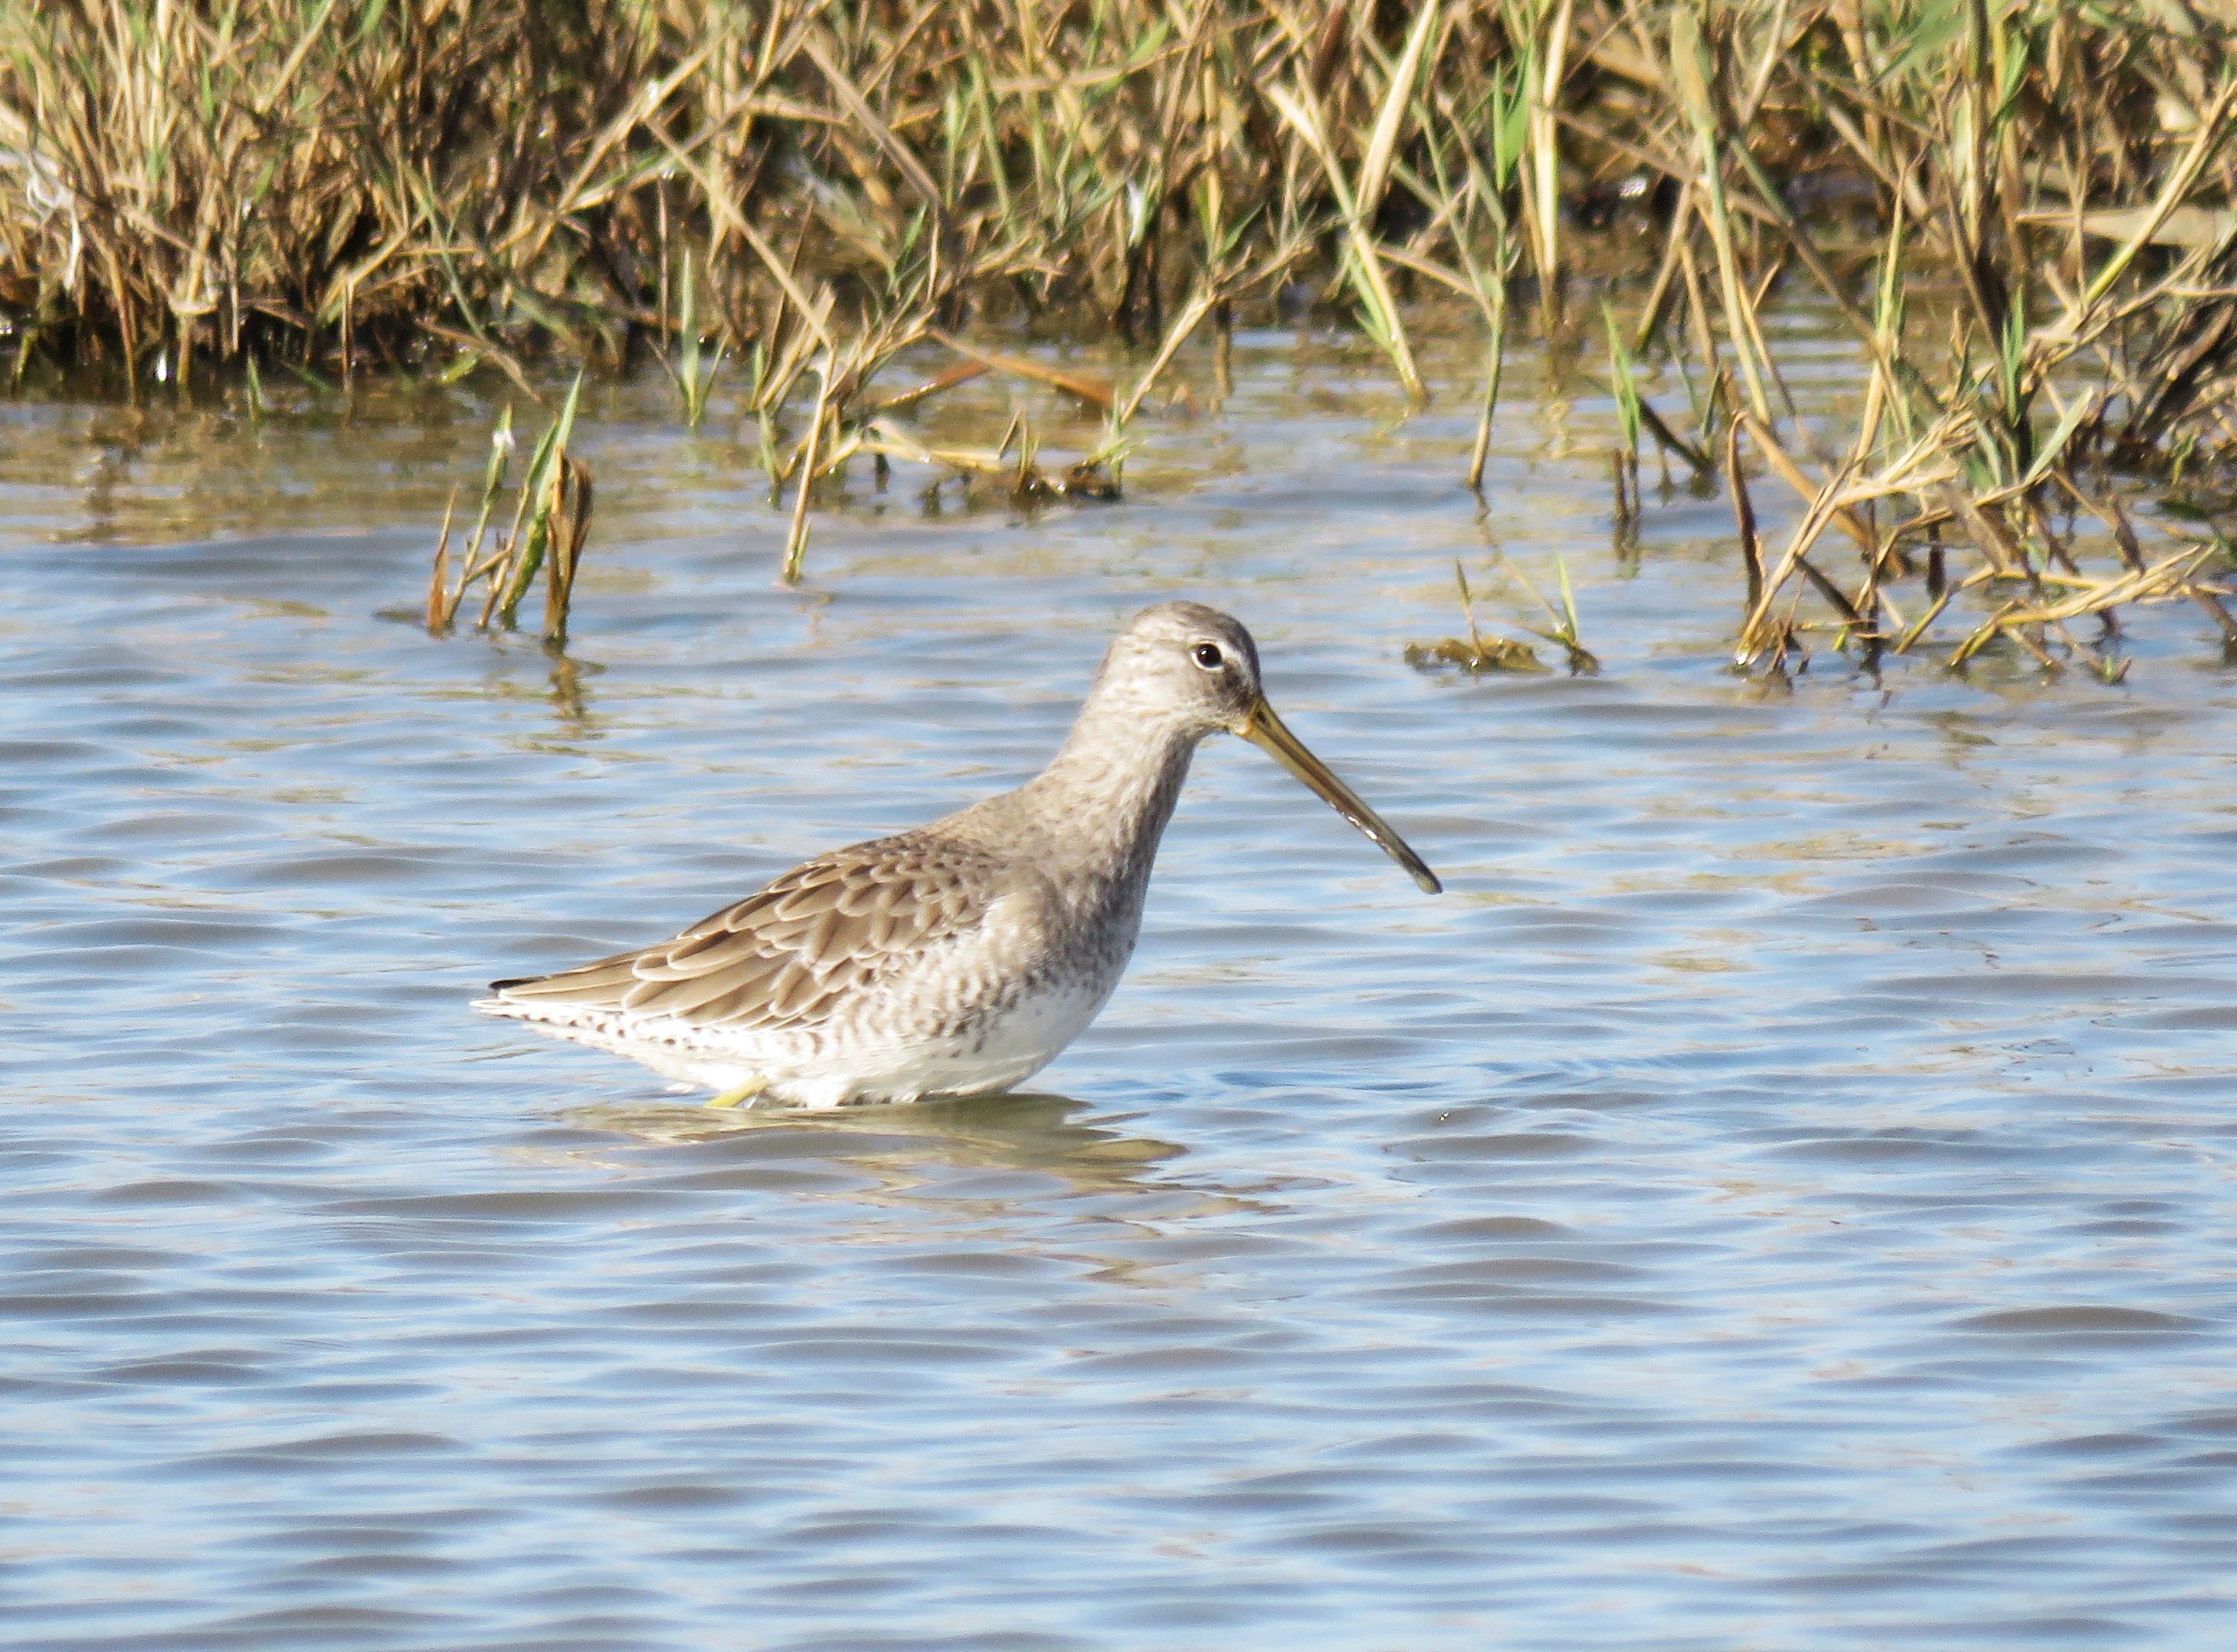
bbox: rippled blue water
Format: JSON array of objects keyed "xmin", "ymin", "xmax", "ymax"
[{"xmin": 5, "ymin": 327, "xmax": 2237, "ymax": 1650}]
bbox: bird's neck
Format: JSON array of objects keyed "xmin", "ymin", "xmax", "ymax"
[{"xmin": 1019, "ymin": 693, "xmax": 1200, "ymax": 895}]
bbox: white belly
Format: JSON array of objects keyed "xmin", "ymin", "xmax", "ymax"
[
  {"xmin": 489, "ymin": 971, "xmax": 1117, "ymax": 1110},
  {"xmin": 769, "ymin": 975, "xmax": 1114, "ymax": 1108},
  {"xmin": 485, "ymin": 876, "xmax": 1146, "ymax": 1110}
]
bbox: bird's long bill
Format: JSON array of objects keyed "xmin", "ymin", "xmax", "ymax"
[{"xmin": 1236, "ymin": 696, "xmax": 1442, "ymax": 894}]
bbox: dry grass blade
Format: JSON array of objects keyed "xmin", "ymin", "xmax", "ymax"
[
  {"xmin": 783, "ymin": 359, "xmax": 833, "ymax": 586},
  {"xmin": 1728, "ymin": 419, "xmax": 1761, "ymax": 618},
  {"xmin": 1357, "ymin": 0, "xmax": 1446, "ymax": 227},
  {"xmin": 800, "ymin": 30, "xmax": 945, "ymax": 226},
  {"xmin": 856, "ymin": 418, "xmax": 1117, "ymax": 502},
  {"xmin": 1261, "ymin": 74, "xmax": 1423, "ymax": 404},
  {"xmin": 929, "ymin": 334, "xmax": 1113, "ymax": 411},
  {"xmin": 1115, "ymin": 286, "xmax": 1220, "ymax": 425},
  {"xmin": 866, "ymin": 361, "xmax": 991, "ymax": 416},
  {"xmin": 427, "ymin": 486, "xmax": 458, "ymax": 635},
  {"xmin": 543, "ymin": 459, "xmax": 594, "ymax": 646}
]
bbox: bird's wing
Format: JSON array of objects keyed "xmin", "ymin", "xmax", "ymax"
[{"xmin": 489, "ymin": 832, "xmax": 1003, "ymax": 1031}]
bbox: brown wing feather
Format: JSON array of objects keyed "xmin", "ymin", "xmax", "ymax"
[{"xmin": 491, "ymin": 831, "xmax": 1002, "ymax": 1032}]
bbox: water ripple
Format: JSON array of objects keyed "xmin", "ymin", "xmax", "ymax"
[{"xmin": 4, "ymin": 329, "xmax": 2236, "ymax": 1649}]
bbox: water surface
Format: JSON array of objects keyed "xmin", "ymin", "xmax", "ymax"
[{"xmin": 5, "ymin": 323, "xmax": 2236, "ymax": 1650}]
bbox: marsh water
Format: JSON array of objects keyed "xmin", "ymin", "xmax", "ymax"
[{"xmin": 6, "ymin": 317, "xmax": 2237, "ymax": 1651}]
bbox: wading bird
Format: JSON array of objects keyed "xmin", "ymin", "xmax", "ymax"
[{"xmin": 479, "ymin": 602, "xmax": 1439, "ymax": 1107}]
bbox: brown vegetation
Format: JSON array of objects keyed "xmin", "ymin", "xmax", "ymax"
[{"xmin": 5, "ymin": 2, "xmax": 2237, "ymax": 666}]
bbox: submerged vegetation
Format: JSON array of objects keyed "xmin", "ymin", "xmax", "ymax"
[{"xmin": 5, "ymin": 2, "xmax": 2237, "ymax": 669}]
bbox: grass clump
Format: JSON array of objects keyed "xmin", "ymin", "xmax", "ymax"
[
  {"xmin": 427, "ymin": 375, "xmax": 592, "ymax": 645},
  {"xmin": 1408, "ymin": 559, "xmax": 1551, "ymax": 675},
  {"xmin": 1408, "ymin": 554, "xmax": 1598, "ymax": 677}
]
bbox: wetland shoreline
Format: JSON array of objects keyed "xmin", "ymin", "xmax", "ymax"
[{"xmin": 8, "ymin": 2, "xmax": 2237, "ymax": 674}]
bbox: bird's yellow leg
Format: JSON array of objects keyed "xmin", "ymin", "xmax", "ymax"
[{"xmin": 705, "ymin": 1075, "xmax": 769, "ymax": 1110}]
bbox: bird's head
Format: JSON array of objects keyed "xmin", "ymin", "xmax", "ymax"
[{"xmin": 1098, "ymin": 602, "xmax": 1440, "ymax": 894}]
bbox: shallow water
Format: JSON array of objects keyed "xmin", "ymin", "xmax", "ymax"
[{"xmin": 5, "ymin": 322, "xmax": 2237, "ymax": 1650}]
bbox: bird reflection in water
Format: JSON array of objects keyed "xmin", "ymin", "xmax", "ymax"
[{"xmin": 558, "ymin": 1090, "xmax": 1197, "ymax": 1206}]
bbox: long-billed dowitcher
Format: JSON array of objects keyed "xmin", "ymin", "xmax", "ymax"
[{"xmin": 478, "ymin": 602, "xmax": 1439, "ymax": 1108}]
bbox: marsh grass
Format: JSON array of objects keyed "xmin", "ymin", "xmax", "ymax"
[
  {"xmin": 662, "ymin": 257, "xmax": 724, "ymax": 430},
  {"xmin": 1603, "ymin": 298, "xmax": 1644, "ymax": 526},
  {"xmin": 427, "ymin": 375, "xmax": 592, "ymax": 644},
  {"xmin": 1410, "ymin": 549, "xmax": 1600, "ymax": 676},
  {"xmin": 7, "ymin": 2, "xmax": 2237, "ymax": 666},
  {"xmin": 1407, "ymin": 558, "xmax": 1551, "ymax": 673}
]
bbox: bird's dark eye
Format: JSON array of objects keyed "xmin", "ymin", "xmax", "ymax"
[{"xmin": 1193, "ymin": 643, "xmax": 1224, "ymax": 670}]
